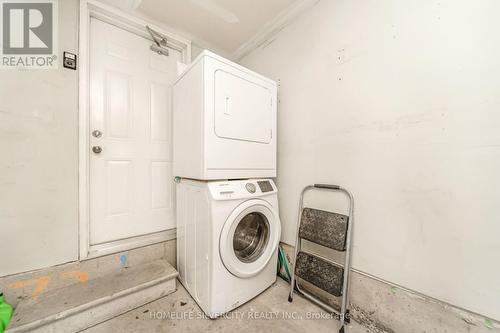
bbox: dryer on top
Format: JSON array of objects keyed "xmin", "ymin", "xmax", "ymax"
[{"xmin": 173, "ymin": 50, "xmax": 277, "ymax": 180}]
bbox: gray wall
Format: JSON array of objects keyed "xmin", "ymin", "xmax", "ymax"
[
  {"xmin": 0, "ymin": 0, "xmax": 79, "ymax": 277},
  {"xmin": 241, "ymin": 0, "xmax": 500, "ymax": 321}
]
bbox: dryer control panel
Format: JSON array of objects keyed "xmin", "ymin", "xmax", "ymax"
[{"xmin": 208, "ymin": 179, "xmax": 277, "ymax": 200}]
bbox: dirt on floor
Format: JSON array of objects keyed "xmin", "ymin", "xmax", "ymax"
[{"xmin": 83, "ymin": 279, "xmax": 371, "ymax": 333}]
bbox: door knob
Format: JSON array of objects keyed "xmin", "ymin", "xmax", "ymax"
[
  {"xmin": 92, "ymin": 130, "xmax": 102, "ymax": 138},
  {"xmin": 92, "ymin": 146, "xmax": 102, "ymax": 154}
]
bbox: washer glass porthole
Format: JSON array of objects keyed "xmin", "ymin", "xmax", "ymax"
[{"xmin": 232, "ymin": 212, "xmax": 270, "ymax": 263}]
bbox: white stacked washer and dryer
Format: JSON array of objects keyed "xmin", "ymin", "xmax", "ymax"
[{"xmin": 173, "ymin": 50, "xmax": 280, "ymax": 317}]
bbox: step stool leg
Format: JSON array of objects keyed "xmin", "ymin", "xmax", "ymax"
[
  {"xmin": 288, "ymin": 271, "xmax": 296, "ymax": 302},
  {"xmin": 289, "ymin": 189, "xmax": 308, "ymax": 303}
]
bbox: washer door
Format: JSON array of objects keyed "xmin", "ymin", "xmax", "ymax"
[{"xmin": 219, "ymin": 199, "xmax": 281, "ymax": 278}]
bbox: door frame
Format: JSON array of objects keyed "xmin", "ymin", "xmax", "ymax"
[{"xmin": 78, "ymin": 0, "xmax": 191, "ymax": 259}]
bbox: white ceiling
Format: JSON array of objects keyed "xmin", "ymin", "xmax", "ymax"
[{"xmin": 98, "ymin": 0, "xmax": 300, "ymax": 58}]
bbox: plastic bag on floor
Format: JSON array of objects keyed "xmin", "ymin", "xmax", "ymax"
[{"xmin": 0, "ymin": 293, "xmax": 12, "ymax": 333}]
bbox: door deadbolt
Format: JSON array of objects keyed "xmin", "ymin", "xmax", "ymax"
[
  {"xmin": 92, "ymin": 146, "xmax": 102, "ymax": 154},
  {"xmin": 92, "ymin": 130, "xmax": 102, "ymax": 138}
]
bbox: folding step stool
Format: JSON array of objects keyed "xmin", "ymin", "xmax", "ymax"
[{"xmin": 288, "ymin": 184, "xmax": 354, "ymax": 333}]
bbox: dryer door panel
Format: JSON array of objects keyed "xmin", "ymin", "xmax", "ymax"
[{"xmin": 214, "ymin": 70, "xmax": 272, "ymax": 144}]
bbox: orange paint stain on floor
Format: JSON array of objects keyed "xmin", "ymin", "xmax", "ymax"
[
  {"xmin": 9, "ymin": 276, "xmax": 50, "ymax": 299},
  {"xmin": 61, "ymin": 271, "xmax": 89, "ymax": 283}
]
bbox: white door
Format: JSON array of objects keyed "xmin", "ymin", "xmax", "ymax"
[{"xmin": 89, "ymin": 18, "xmax": 180, "ymax": 245}]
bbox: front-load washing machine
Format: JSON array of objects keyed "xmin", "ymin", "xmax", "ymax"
[
  {"xmin": 173, "ymin": 50, "xmax": 277, "ymax": 180},
  {"xmin": 176, "ymin": 178, "xmax": 281, "ymax": 317}
]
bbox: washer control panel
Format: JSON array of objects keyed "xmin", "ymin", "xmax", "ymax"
[
  {"xmin": 245, "ymin": 183, "xmax": 256, "ymax": 193},
  {"xmin": 257, "ymin": 180, "xmax": 273, "ymax": 193},
  {"xmin": 208, "ymin": 179, "xmax": 276, "ymax": 200}
]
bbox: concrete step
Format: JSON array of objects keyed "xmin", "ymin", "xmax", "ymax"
[{"xmin": 6, "ymin": 260, "xmax": 178, "ymax": 333}]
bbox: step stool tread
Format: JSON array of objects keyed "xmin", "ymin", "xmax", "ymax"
[
  {"xmin": 295, "ymin": 251, "xmax": 344, "ymax": 297},
  {"xmin": 300, "ymin": 208, "xmax": 348, "ymax": 251},
  {"xmin": 8, "ymin": 260, "xmax": 177, "ymax": 330}
]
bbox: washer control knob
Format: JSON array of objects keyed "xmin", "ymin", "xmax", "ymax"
[{"xmin": 245, "ymin": 183, "xmax": 256, "ymax": 193}]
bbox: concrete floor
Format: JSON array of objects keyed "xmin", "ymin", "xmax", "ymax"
[{"xmin": 84, "ymin": 279, "xmax": 372, "ymax": 333}]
